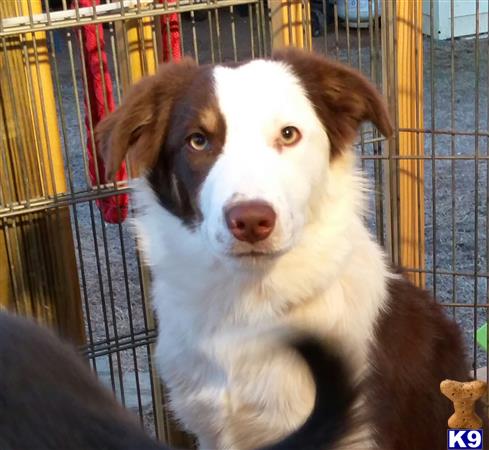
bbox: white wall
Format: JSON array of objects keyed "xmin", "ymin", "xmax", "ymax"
[{"xmin": 423, "ymin": 0, "xmax": 488, "ymax": 40}]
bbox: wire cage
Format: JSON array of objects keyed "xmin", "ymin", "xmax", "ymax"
[{"xmin": 0, "ymin": 0, "xmax": 488, "ymax": 446}]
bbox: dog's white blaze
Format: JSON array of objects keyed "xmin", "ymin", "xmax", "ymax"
[
  {"xmin": 201, "ymin": 60, "xmax": 330, "ymax": 257},
  {"xmin": 132, "ymin": 59, "xmax": 390, "ymax": 449}
]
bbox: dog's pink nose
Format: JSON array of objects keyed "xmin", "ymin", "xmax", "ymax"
[{"xmin": 225, "ymin": 201, "xmax": 276, "ymax": 243}]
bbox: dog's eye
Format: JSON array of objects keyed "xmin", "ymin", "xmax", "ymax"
[
  {"xmin": 187, "ymin": 133, "xmax": 209, "ymax": 152},
  {"xmin": 280, "ymin": 126, "xmax": 301, "ymax": 146}
]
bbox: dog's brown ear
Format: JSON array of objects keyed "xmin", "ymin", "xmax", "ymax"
[
  {"xmin": 96, "ymin": 58, "xmax": 199, "ymax": 179},
  {"xmin": 273, "ymin": 48, "xmax": 393, "ymax": 158}
]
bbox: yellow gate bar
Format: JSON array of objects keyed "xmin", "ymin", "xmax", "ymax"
[
  {"xmin": 270, "ymin": 0, "xmax": 312, "ymax": 51},
  {"xmin": 0, "ymin": 0, "xmax": 84, "ymax": 343},
  {"xmin": 116, "ymin": 16, "xmax": 157, "ymax": 88},
  {"xmin": 390, "ymin": 0, "xmax": 425, "ymax": 287}
]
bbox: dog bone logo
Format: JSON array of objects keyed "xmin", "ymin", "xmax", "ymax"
[{"xmin": 440, "ymin": 379, "xmax": 487, "ymax": 430}]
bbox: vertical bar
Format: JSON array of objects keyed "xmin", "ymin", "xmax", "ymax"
[
  {"xmin": 381, "ymin": 0, "xmax": 400, "ymax": 265},
  {"xmin": 395, "ymin": 0, "xmax": 425, "ymax": 286},
  {"xmin": 116, "ymin": 14, "xmax": 157, "ymax": 95},
  {"xmin": 413, "ymin": 0, "xmax": 423, "ymax": 289},
  {"xmin": 429, "ymin": 0, "xmax": 437, "ymax": 296},
  {"xmin": 229, "ymin": 6, "xmax": 238, "ymax": 62},
  {"xmin": 207, "ymin": 5, "xmax": 216, "ymax": 63},
  {"xmin": 450, "ymin": 0, "xmax": 457, "ymax": 317},
  {"xmin": 321, "ymin": 0, "xmax": 328, "ymax": 54},
  {"xmin": 370, "ymin": 0, "xmax": 384, "ymax": 245},
  {"xmin": 485, "ymin": 0, "xmax": 489, "ymax": 391},
  {"xmin": 472, "ymin": 0, "xmax": 481, "ymax": 379},
  {"xmin": 269, "ymin": 0, "xmax": 312, "ymax": 50},
  {"xmin": 333, "ymin": 0, "xmax": 340, "ymax": 59},
  {"xmin": 214, "ymin": 8, "xmax": 223, "ymax": 62},
  {"xmin": 248, "ymin": 3, "xmax": 255, "ymax": 59},
  {"xmin": 343, "ymin": 0, "xmax": 351, "ymax": 63},
  {"xmin": 0, "ymin": 0, "xmax": 84, "ymax": 343},
  {"xmin": 355, "ymin": 0, "xmax": 361, "ymax": 71},
  {"xmin": 190, "ymin": 4, "xmax": 200, "ymax": 63}
]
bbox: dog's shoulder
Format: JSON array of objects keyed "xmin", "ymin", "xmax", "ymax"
[
  {"xmin": 379, "ymin": 269, "xmax": 465, "ymax": 360},
  {"xmin": 367, "ymin": 270, "xmax": 478, "ymax": 450}
]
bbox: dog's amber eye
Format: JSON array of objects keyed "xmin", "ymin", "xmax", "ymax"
[
  {"xmin": 280, "ymin": 126, "xmax": 301, "ymax": 146},
  {"xmin": 187, "ymin": 133, "xmax": 209, "ymax": 152}
]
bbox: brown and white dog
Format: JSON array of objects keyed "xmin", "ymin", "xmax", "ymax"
[{"xmin": 97, "ymin": 48, "xmax": 488, "ymax": 450}]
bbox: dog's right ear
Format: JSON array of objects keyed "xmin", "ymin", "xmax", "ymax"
[{"xmin": 96, "ymin": 58, "xmax": 199, "ymax": 179}]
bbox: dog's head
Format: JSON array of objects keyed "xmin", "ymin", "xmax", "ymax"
[{"xmin": 97, "ymin": 49, "xmax": 392, "ymax": 263}]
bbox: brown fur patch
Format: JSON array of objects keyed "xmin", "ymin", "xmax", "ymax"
[
  {"xmin": 147, "ymin": 67, "xmax": 226, "ymax": 226},
  {"xmin": 96, "ymin": 60, "xmax": 226, "ymax": 226},
  {"xmin": 367, "ymin": 269, "xmax": 489, "ymax": 450},
  {"xmin": 200, "ymin": 107, "xmax": 219, "ymax": 133},
  {"xmin": 95, "ymin": 57, "xmax": 201, "ymax": 179},
  {"xmin": 272, "ymin": 48, "xmax": 393, "ymax": 159}
]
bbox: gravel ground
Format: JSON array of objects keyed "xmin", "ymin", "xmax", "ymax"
[
  {"xmin": 422, "ymin": 35, "xmax": 489, "ymax": 370},
  {"xmin": 48, "ymin": 12, "xmax": 489, "ymax": 435}
]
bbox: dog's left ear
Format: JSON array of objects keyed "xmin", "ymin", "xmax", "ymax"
[{"xmin": 273, "ymin": 48, "xmax": 393, "ymax": 158}]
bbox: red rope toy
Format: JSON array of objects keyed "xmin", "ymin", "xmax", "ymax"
[
  {"xmin": 160, "ymin": 0, "xmax": 182, "ymax": 61},
  {"xmin": 76, "ymin": 0, "xmax": 181, "ymax": 224}
]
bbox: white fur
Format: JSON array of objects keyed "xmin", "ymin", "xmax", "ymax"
[
  {"xmin": 201, "ymin": 61, "xmax": 328, "ymax": 258},
  {"xmin": 132, "ymin": 60, "xmax": 391, "ymax": 449}
]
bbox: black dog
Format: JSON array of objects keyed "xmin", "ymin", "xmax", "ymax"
[{"xmin": 0, "ymin": 311, "xmax": 355, "ymax": 450}]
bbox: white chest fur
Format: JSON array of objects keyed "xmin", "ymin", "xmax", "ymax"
[{"xmin": 132, "ymin": 174, "xmax": 389, "ymax": 449}]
